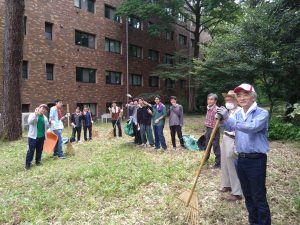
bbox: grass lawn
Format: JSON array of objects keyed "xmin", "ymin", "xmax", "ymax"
[{"xmin": 0, "ymin": 115, "xmax": 299, "ymax": 224}]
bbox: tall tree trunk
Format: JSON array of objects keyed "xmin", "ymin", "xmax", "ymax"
[{"xmin": 1, "ymin": 0, "xmax": 25, "ymax": 141}]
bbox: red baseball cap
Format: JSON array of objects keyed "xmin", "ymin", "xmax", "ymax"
[{"xmin": 234, "ymin": 83, "xmax": 256, "ymax": 93}]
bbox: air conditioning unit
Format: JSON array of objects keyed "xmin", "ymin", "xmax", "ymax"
[{"xmin": 22, "ymin": 113, "xmax": 31, "ymax": 131}]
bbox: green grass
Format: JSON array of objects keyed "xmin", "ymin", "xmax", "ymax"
[{"xmin": 0, "ymin": 116, "xmax": 299, "ymax": 224}]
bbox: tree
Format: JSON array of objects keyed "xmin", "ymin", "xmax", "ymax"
[
  {"xmin": 0, "ymin": 0, "xmax": 25, "ymax": 141},
  {"xmin": 194, "ymin": 0, "xmax": 300, "ymax": 116},
  {"xmin": 117, "ymin": 0, "xmax": 240, "ymax": 111}
]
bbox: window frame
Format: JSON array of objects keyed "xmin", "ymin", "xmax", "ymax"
[
  {"xmin": 75, "ymin": 30, "xmax": 96, "ymax": 49},
  {"xmin": 74, "ymin": 0, "xmax": 95, "ymax": 13},
  {"xmin": 45, "ymin": 22, "xmax": 53, "ymax": 40},
  {"xmin": 149, "ymin": 76, "xmax": 159, "ymax": 87},
  {"xmin": 46, "ymin": 63, "xmax": 54, "ymax": 80},
  {"xmin": 22, "ymin": 61, "xmax": 28, "ymax": 79},
  {"xmin": 165, "ymin": 31, "xmax": 174, "ymax": 40},
  {"xmin": 179, "ymin": 34, "xmax": 187, "ymax": 46},
  {"xmin": 104, "ymin": 5, "xmax": 121, "ymax": 23},
  {"xmin": 148, "ymin": 49, "xmax": 159, "ymax": 62},
  {"xmin": 105, "ymin": 38, "xmax": 121, "ymax": 54},
  {"xmin": 105, "ymin": 70, "xmax": 122, "ymax": 85},
  {"xmin": 165, "ymin": 78, "xmax": 175, "ymax": 89},
  {"xmin": 129, "ymin": 44, "xmax": 143, "ymax": 58},
  {"xmin": 164, "ymin": 54, "xmax": 174, "ymax": 65},
  {"xmin": 129, "ymin": 74, "xmax": 142, "ymax": 86},
  {"xmin": 76, "ymin": 67, "xmax": 96, "ymax": 83},
  {"xmin": 128, "ymin": 16, "xmax": 142, "ymax": 30}
]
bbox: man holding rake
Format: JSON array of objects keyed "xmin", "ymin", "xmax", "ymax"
[{"xmin": 217, "ymin": 84, "xmax": 271, "ymax": 225}]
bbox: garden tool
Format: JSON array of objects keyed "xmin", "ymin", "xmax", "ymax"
[{"xmin": 177, "ymin": 119, "xmax": 221, "ymax": 224}]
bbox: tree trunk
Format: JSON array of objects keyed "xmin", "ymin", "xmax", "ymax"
[{"xmin": 0, "ymin": 0, "xmax": 25, "ymax": 141}]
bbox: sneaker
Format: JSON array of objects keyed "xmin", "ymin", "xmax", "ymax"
[
  {"xmin": 225, "ymin": 194, "xmax": 242, "ymax": 202},
  {"xmin": 36, "ymin": 162, "xmax": 42, "ymax": 166},
  {"xmin": 25, "ymin": 164, "xmax": 31, "ymax": 170},
  {"xmin": 213, "ymin": 164, "xmax": 221, "ymax": 169},
  {"xmin": 154, "ymin": 147, "xmax": 160, "ymax": 150},
  {"xmin": 58, "ymin": 156, "xmax": 66, "ymax": 160},
  {"xmin": 219, "ymin": 187, "xmax": 232, "ymax": 193}
]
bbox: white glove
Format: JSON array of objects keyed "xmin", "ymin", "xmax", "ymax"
[
  {"xmin": 155, "ymin": 119, "xmax": 160, "ymax": 124},
  {"xmin": 216, "ymin": 106, "xmax": 229, "ymax": 120}
]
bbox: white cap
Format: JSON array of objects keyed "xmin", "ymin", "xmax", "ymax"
[{"xmin": 234, "ymin": 83, "xmax": 256, "ymax": 93}]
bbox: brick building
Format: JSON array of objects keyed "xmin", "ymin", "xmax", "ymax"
[{"xmin": 0, "ymin": 0, "xmax": 208, "ymax": 117}]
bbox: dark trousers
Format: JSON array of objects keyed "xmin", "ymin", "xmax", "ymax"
[
  {"xmin": 25, "ymin": 137, "xmax": 45, "ymax": 166},
  {"xmin": 112, "ymin": 120, "xmax": 122, "ymax": 137},
  {"xmin": 170, "ymin": 125, "xmax": 184, "ymax": 148},
  {"xmin": 71, "ymin": 126, "xmax": 81, "ymax": 142},
  {"xmin": 237, "ymin": 156, "xmax": 271, "ymax": 225},
  {"xmin": 153, "ymin": 125, "xmax": 167, "ymax": 149},
  {"xmin": 204, "ymin": 126, "xmax": 221, "ymax": 166},
  {"xmin": 133, "ymin": 123, "xmax": 142, "ymax": 144},
  {"xmin": 84, "ymin": 125, "xmax": 92, "ymax": 140}
]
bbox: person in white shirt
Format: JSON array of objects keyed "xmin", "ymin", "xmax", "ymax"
[{"xmin": 219, "ymin": 90, "xmax": 243, "ymax": 201}]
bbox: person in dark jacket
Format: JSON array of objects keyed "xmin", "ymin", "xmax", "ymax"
[
  {"xmin": 137, "ymin": 98, "xmax": 154, "ymax": 147},
  {"xmin": 70, "ymin": 107, "xmax": 83, "ymax": 142},
  {"xmin": 82, "ymin": 105, "xmax": 93, "ymax": 141},
  {"xmin": 169, "ymin": 96, "xmax": 184, "ymax": 150}
]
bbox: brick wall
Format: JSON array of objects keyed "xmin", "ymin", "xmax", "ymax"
[{"xmin": 0, "ymin": 0, "xmax": 208, "ymax": 117}]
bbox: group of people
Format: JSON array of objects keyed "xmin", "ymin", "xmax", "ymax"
[
  {"xmin": 24, "ymin": 82, "xmax": 271, "ymax": 225},
  {"xmin": 25, "ymin": 99, "xmax": 94, "ymax": 169},
  {"xmin": 125, "ymin": 95, "xmax": 184, "ymax": 150}
]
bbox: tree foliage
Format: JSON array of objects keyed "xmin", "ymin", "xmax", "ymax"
[{"xmin": 194, "ymin": 0, "xmax": 300, "ymax": 115}]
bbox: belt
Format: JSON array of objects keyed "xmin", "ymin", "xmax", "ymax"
[
  {"xmin": 224, "ymin": 132, "xmax": 235, "ymax": 139},
  {"xmin": 238, "ymin": 152, "xmax": 266, "ymax": 159}
]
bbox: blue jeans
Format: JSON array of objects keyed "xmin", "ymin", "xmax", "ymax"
[
  {"xmin": 53, "ymin": 129, "xmax": 64, "ymax": 157},
  {"xmin": 236, "ymin": 156, "xmax": 271, "ymax": 225},
  {"xmin": 25, "ymin": 137, "xmax": 45, "ymax": 166},
  {"xmin": 153, "ymin": 125, "xmax": 167, "ymax": 149}
]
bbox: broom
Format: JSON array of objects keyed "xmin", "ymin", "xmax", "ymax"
[
  {"xmin": 108, "ymin": 117, "xmax": 120, "ymax": 139},
  {"xmin": 177, "ymin": 118, "xmax": 221, "ymax": 224}
]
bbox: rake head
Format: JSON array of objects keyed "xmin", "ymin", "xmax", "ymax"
[{"xmin": 177, "ymin": 190, "xmax": 200, "ymax": 225}]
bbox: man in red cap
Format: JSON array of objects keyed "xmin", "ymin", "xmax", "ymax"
[{"xmin": 217, "ymin": 84, "xmax": 271, "ymax": 225}]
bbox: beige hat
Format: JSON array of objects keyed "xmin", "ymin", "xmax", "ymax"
[{"xmin": 222, "ymin": 90, "xmax": 237, "ymax": 99}]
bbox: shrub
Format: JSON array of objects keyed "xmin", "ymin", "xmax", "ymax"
[{"xmin": 269, "ymin": 117, "xmax": 300, "ymax": 141}]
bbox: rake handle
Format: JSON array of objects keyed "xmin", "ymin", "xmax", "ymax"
[{"xmin": 186, "ymin": 119, "xmax": 221, "ymax": 207}]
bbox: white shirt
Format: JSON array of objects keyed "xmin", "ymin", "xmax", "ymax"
[{"xmin": 241, "ymin": 102, "xmax": 257, "ymax": 121}]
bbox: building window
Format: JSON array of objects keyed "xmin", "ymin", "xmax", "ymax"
[
  {"xmin": 178, "ymin": 13, "xmax": 186, "ymax": 22},
  {"xmin": 22, "ymin": 61, "xmax": 28, "ymax": 79},
  {"xmin": 24, "ymin": 16, "xmax": 27, "ymax": 35},
  {"xmin": 179, "ymin": 34, "xmax": 187, "ymax": 46},
  {"xmin": 76, "ymin": 67, "xmax": 96, "ymax": 83},
  {"xmin": 164, "ymin": 54, "xmax": 174, "ymax": 65},
  {"xmin": 129, "ymin": 74, "xmax": 142, "ymax": 86},
  {"xmin": 128, "ymin": 16, "xmax": 141, "ymax": 29},
  {"xmin": 191, "ymin": 39, "xmax": 195, "ymax": 48},
  {"xmin": 165, "ymin": 78, "xmax": 175, "ymax": 89},
  {"xmin": 22, "ymin": 104, "xmax": 30, "ymax": 113},
  {"xmin": 77, "ymin": 103, "xmax": 97, "ymax": 116},
  {"xmin": 149, "ymin": 76, "xmax": 159, "ymax": 87},
  {"xmin": 105, "ymin": 38, "xmax": 121, "ymax": 54},
  {"xmin": 46, "ymin": 64, "xmax": 54, "ymax": 80},
  {"xmin": 179, "ymin": 79, "xmax": 186, "ymax": 88},
  {"xmin": 45, "ymin": 22, "xmax": 53, "ymax": 40},
  {"xmin": 106, "ymin": 71, "xmax": 122, "ymax": 85},
  {"xmin": 165, "ymin": 31, "xmax": 174, "ymax": 40},
  {"xmin": 104, "ymin": 5, "xmax": 121, "ymax": 22},
  {"xmin": 129, "ymin": 44, "xmax": 142, "ymax": 58},
  {"xmin": 148, "ymin": 49, "xmax": 159, "ymax": 62},
  {"xmin": 74, "ymin": 0, "xmax": 95, "ymax": 13},
  {"xmin": 75, "ymin": 30, "xmax": 96, "ymax": 48}
]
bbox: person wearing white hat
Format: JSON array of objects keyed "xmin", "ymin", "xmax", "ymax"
[
  {"xmin": 217, "ymin": 84, "xmax": 271, "ymax": 225},
  {"xmin": 219, "ymin": 90, "xmax": 243, "ymax": 201}
]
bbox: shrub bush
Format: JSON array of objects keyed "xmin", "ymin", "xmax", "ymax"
[{"xmin": 269, "ymin": 117, "xmax": 300, "ymax": 141}]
